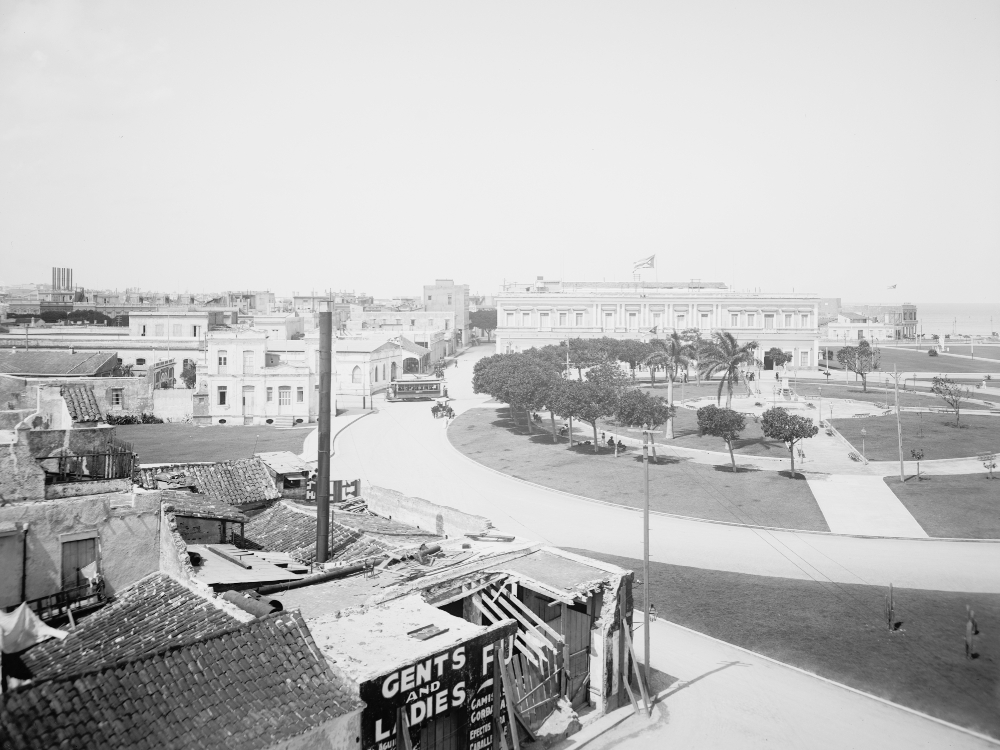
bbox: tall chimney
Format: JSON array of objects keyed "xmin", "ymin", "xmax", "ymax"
[{"xmin": 316, "ymin": 310, "xmax": 333, "ymax": 563}]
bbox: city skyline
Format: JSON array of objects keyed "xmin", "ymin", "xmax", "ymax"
[{"xmin": 2, "ymin": 1, "xmax": 999, "ymax": 302}]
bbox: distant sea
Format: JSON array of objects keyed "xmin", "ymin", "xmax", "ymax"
[{"xmin": 914, "ymin": 303, "xmax": 1000, "ymax": 338}]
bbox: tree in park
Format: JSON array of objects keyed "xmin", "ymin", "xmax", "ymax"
[
  {"xmin": 613, "ymin": 339, "xmax": 652, "ymax": 381},
  {"xmin": 696, "ymin": 405, "xmax": 747, "ymax": 472},
  {"xmin": 472, "ymin": 354, "xmax": 556, "ymax": 434},
  {"xmin": 910, "ymin": 448, "xmax": 924, "ymax": 480},
  {"xmin": 615, "ymin": 389, "xmax": 674, "ymax": 459},
  {"xmin": 760, "ymin": 407, "xmax": 818, "ymax": 477},
  {"xmin": 470, "ymin": 309, "xmax": 497, "ymax": 341},
  {"xmin": 836, "ymin": 340, "xmax": 881, "ymax": 392},
  {"xmin": 930, "ymin": 376, "xmax": 970, "ymax": 424},
  {"xmin": 644, "ymin": 332, "xmax": 694, "ymax": 439},
  {"xmin": 555, "ymin": 379, "xmax": 617, "ymax": 453},
  {"xmin": 699, "ymin": 331, "xmax": 760, "ymax": 408},
  {"xmin": 680, "ymin": 328, "xmax": 705, "ymax": 386},
  {"xmin": 766, "ymin": 347, "xmax": 791, "ymax": 370}
]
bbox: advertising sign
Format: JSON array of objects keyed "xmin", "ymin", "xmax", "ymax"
[{"xmin": 360, "ymin": 621, "xmax": 517, "ymax": 750}]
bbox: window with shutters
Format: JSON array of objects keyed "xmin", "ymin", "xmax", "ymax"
[
  {"xmin": 266, "ymin": 387, "xmax": 273, "ymax": 402},
  {"xmin": 800, "ymin": 351, "xmax": 810, "ymax": 366},
  {"xmin": 62, "ymin": 537, "xmax": 97, "ymax": 590},
  {"xmin": 801, "ymin": 314, "xmax": 810, "ymax": 327},
  {"xmin": 296, "ymin": 387, "xmax": 304, "ymax": 403},
  {"xmin": 764, "ymin": 314, "xmax": 775, "ymax": 331},
  {"xmin": 506, "ymin": 313, "xmax": 514, "ymax": 327},
  {"xmin": 279, "ymin": 386, "xmax": 291, "ymax": 406},
  {"xmin": 701, "ymin": 313, "xmax": 710, "ymax": 328},
  {"xmin": 747, "ymin": 314, "xmax": 755, "ymax": 327},
  {"xmin": 575, "ymin": 312, "xmax": 584, "ymax": 326},
  {"xmin": 731, "ymin": 314, "xmax": 739, "ymax": 327},
  {"xmin": 676, "ymin": 314, "xmax": 686, "ymax": 329},
  {"xmin": 242, "ymin": 351, "xmax": 254, "ymax": 375},
  {"xmin": 784, "ymin": 314, "xmax": 793, "ymax": 327},
  {"xmin": 628, "ymin": 312, "xmax": 638, "ymax": 331},
  {"xmin": 217, "ymin": 351, "xmax": 228, "ymax": 374},
  {"xmin": 522, "ymin": 312, "xmax": 531, "ymax": 327},
  {"xmin": 110, "ymin": 389, "xmax": 124, "ymax": 408},
  {"xmin": 172, "ymin": 324, "xmax": 182, "ymax": 337},
  {"xmin": 559, "ymin": 312, "xmax": 567, "ymax": 326}
]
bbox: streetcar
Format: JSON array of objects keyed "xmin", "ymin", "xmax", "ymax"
[{"xmin": 386, "ymin": 374, "xmax": 447, "ymax": 402}]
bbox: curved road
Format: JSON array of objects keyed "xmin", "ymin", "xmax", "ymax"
[{"xmin": 328, "ymin": 346, "xmax": 1000, "ymax": 594}]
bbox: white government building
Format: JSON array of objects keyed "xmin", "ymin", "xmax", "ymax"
[{"xmin": 496, "ymin": 279, "xmax": 821, "ymax": 370}]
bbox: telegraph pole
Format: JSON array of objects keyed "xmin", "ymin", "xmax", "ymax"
[
  {"xmin": 628, "ymin": 425, "xmax": 661, "ymax": 695},
  {"xmin": 894, "ymin": 364, "xmax": 904, "ymax": 482},
  {"xmin": 316, "ymin": 309, "xmax": 333, "ymax": 563}
]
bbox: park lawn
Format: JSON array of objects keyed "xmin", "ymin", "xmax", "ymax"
[
  {"xmin": 787, "ymin": 380, "xmax": 996, "ymax": 410},
  {"xmin": 825, "ymin": 346, "xmax": 1000, "ymax": 374},
  {"xmin": 117, "ymin": 422, "xmax": 313, "ymax": 463},
  {"xmin": 567, "ymin": 550, "xmax": 1000, "ymax": 740},
  {"xmin": 883, "ymin": 475, "xmax": 1000, "ymax": 539},
  {"xmin": 829, "ymin": 412, "xmax": 1000, "ymax": 461},
  {"xmin": 941, "ymin": 345, "xmax": 1000, "ymax": 360},
  {"xmin": 450, "ymin": 406, "xmax": 829, "ymax": 532}
]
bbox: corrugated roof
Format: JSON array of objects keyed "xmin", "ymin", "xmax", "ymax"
[
  {"xmin": 18, "ymin": 573, "xmax": 239, "ymax": 683},
  {"xmin": 61, "ymin": 384, "xmax": 103, "ymax": 422},
  {"xmin": 257, "ymin": 451, "xmax": 309, "ymax": 476},
  {"xmin": 0, "ymin": 351, "xmax": 119, "ymax": 376},
  {"xmin": 1, "ymin": 611, "xmax": 363, "ymax": 750}
]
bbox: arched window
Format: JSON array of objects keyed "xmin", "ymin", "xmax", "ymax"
[{"xmin": 351, "ymin": 366, "xmax": 361, "ymax": 384}]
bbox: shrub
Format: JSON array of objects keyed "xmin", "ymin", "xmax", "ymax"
[
  {"xmin": 105, "ymin": 412, "xmax": 164, "ymax": 425},
  {"xmin": 928, "ymin": 349, "xmax": 939, "ymax": 357}
]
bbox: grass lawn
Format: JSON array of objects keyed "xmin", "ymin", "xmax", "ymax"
[
  {"xmin": 117, "ymin": 422, "xmax": 312, "ymax": 463},
  {"xmin": 825, "ymin": 346, "xmax": 1000, "ymax": 374},
  {"xmin": 829, "ymin": 412, "xmax": 1000, "ymax": 461},
  {"xmin": 941, "ymin": 345, "xmax": 1000, "ymax": 360},
  {"xmin": 884, "ymin": 475, "xmax": 1000, "ymax": 539},
  {"xmin": 450, "ymin": 406, "xmax": 829, "ymax": 531},
  {"xmin": 568, "ymin": 550, "xmax": 1000, "ymax": 740}
]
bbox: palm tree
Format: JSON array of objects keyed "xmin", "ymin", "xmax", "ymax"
[
  {"xmin": 699, "ymin": 331, "xmax": 760, "ymax": 408},
  {"xmin": 644, "ymin": 331, "xmax": 694, "ymax": 439}
]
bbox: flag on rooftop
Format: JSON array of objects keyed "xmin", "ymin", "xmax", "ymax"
[
  {"xmin": 633, "ymin": 254, "xmax": 655, "ymax": 270},
  {"xmin": 887, "ymin": 284, "xmax": 897, "ymax": 289}
]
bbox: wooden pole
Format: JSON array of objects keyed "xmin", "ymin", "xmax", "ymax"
[
  {"xmin": 895, "ymin": 363, "xmax": 904, "ymax": 482},
  {"xmin": 316, "ymin": 310, "xmax": 332, "ymax": 563}
]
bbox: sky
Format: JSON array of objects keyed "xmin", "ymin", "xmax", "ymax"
[{"xmin": 1, "ymin": 1, "xmax": 998, "ymax": 302}]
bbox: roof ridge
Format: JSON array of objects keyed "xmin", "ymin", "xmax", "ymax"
[{"xmin": 13, "ymin": 610, "xmax": 301, "ymax": 693}]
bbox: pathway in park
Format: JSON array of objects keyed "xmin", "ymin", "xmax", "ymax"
[
  {"xmin": 326, "ymin": 345, "xmax": 1000, "ymax": 593},
  {"xmin": 806, "ymin": 475, "xmax": 927, "ymax": 537}
]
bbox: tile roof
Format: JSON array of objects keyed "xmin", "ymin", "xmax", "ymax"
[
  {"xmin": 0, "ymin": 350, "xmax": 119, "ymax": 376},
  {"xmin": 161, "ymin": 490, "xmax": 249, "ymax": 522},
  {"xmin": 336, "ymin": 510, "xmax": 443, "ymax": 546},
  {"xmin": 138, "ymin": 457, "xmax": 280, "ymax": 505},
  {"xmin": 239, "ymin": 503, "xmax": 394, "ymax": 565},
  {"xmin": 17, "ymin": 573, "xmax": 239, "ymax": 683},
  {"xmin": 1, "ymin": 611, "xmax": 363, "ymax": 750},
  {"xmin": 60, "ymin": 384, "xmax": 103, "ymax": 423}
]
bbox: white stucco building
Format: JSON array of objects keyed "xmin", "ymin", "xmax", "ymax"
[{"xmin": 496, "ymin": 279, "xmax": 821, "ymax": 370}]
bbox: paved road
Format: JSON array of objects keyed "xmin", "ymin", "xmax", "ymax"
[
  {"xmin": 574, "ymin": 616, "xmax": 997, "ymax": 750},
  {"xmin": 327, "ymin": 345, "xmax": 1000, "ymax": 593}
]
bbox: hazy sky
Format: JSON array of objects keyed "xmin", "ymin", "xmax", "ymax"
[{"xmin": 1, "ymin": 1, "xmax": 998, "ymax": 302}]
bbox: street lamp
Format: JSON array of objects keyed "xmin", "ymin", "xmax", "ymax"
[{"xmin": 860, "ymin": 427, "xmax": 867, "ymax": 460}]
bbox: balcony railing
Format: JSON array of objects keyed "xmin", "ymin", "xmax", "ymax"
[{"xmin": 37, "ymin": 440, "xmax": 136, "ymax": 484}]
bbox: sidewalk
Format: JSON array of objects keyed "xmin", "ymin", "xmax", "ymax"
[
  {"xmin": 806, "ymin": 475, "xmax": 927, "ymax": 537},
  {"xmin": 573, "ymin": 617, "xmax": 997, "ymax": 750}
]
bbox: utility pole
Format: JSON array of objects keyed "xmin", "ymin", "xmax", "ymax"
[
  {"xmin": 316, "ymin": 310, "xmax": 333, "ymax": 564},
  {"xmin": 628, "ymin": 426, "xmax": 661, "ymax": 692},
  {"xmin": 894, "ymin": 363, "xmax": 904, "ymax": 482}
]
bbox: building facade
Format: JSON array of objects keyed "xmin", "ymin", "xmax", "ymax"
[
  {"xmin": 423, "ymin": 279, "xmax": 471, "ymax": 346},
  {"xmin": 496, "ymin": 280, "xmax": 821, "ymax": 369},
  {"xmin": 839, "ymin": 304, "xmax": 919, "ymax": 339},
  {"xmin": 824, "ymin": 312, "xmax": 897, "ymax": 343}
]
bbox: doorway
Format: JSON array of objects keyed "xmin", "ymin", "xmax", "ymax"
[{"xmin": 242, "ymin": 386, "xmax": 255, "ymax": 425}]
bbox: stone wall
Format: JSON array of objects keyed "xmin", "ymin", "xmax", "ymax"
[
  {"xmin": 362, "ymin": 485, "xmax": 492, "ymax": 538},
  {"xmin": 0, "ymin": 432, "xmax": 47, "ymax": 504},
  {"xmin": 0, "ymin": 491, "xmax": 161, "ymax": 603}
]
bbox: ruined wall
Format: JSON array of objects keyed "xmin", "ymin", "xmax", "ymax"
[
  {"xmin": 152, "ymin": 388, "xmax": 194, "ymax": 421},
  {"xmin": 363, "ymin": 486, "xmax": 492, "ymax": 538},
  {"xmin": 0, "ymin": 528, "xmax": 26, "ymax": 609},
  {"xmin": 0, "ymin": 491, "xmax": 161, "ymax": 602},
  {"xmin": 158, "ymin": 506, "xmax": 195, "ymax": 582},
  {"xmin": 0, "ymin": 432, "xmax": 47, "ymax": 504},
  {"xmin": 593, "ymin": 572, "xmax": 634, "ymax": 713}
]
